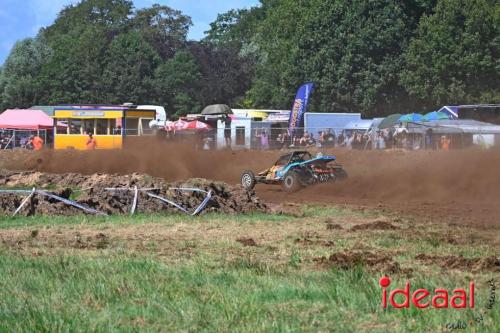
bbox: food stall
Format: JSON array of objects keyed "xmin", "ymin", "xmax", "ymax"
[{"xmin": 52, "ymin": 106, "xmax": 156, "ymax": 150}]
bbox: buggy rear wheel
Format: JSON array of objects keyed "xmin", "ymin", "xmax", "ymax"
[
  {"xmin": 241, "ymin": 170, "xmax": 256, "ymax": 190},
  {"xmin": 282, "ymin": 171, "xmax": 303, "ymax": 192}
]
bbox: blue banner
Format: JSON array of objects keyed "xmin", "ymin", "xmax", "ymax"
[{"xmin": 288, "ymin": 82, "xmax": 314, "ymax": 133}]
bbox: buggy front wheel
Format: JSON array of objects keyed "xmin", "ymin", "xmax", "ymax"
[{"xmin": 241, "ymin": 170, "xmax": 256, "ymax": 190}]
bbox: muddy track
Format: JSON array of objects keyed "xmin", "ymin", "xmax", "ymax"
[{"xmin": 1, "ymin": 145, "xmax": 499, "ymax": 226}]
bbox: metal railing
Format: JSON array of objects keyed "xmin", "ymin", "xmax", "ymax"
[
  {"xmin": 0, "ymin": 129, "xmax": 49, "ymax": 150},
  {"xmin": 157, "ymin": 126, "xmax": 498, "ymax": 151},
  {"xmin": 2, "ymin": 125, "xmax": 497, "ymax": 151}
]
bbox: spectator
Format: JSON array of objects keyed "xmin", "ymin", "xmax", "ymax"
[
  {"xmin": 86, "ymin": 133, "xmax": 97, "ymax": 150},
  {"xmin": 345, "ymin": 133, "xmax": 354, "ymax": 149},
  {"xmin": 30, "ymin": 135, "xmax": 44, "ymax": 151},
  {"xmin": 440, "ymin": 135, "xmax": 451, "ymax": 150},
  {"xmin": 282, "ymin": 131, "xmax": 291, "ymax": 148},
  {"xmin": 377, "ymin": 132, "xmax": 386, "ymax": 149},
  {"xmin": 412, "ymin": 135, "xmax": 422, "ymax": 150},
  {"xmin": 277, "ymin": 133, "xmax": 288, "ymax": 149},
  {"xmin": 277, "ymin": 133, "xmax": 283, "ymax": 146},
  {"xmin": 387, "ymin": 129, "xmax": 395, "ymax": 149},
  {"xmin": 299, "ymin": 131, "xmax": 309, "ymax": 146},
  {"xmin": 20, "ymin": 136, "xmax": 30, "ymax": 148},
  {"xmin": 318, "ymin": 131, "xmax": 326, "ymax": 147},
  {"xmin": 1, "ymin": 134, "xmax": 11, "ymax": 149},
  {"xmin": 306, "ymin": 133, "xmax": 316, "ymax": 147},
  {"xmin": 337, "ymin": 131, "xmax": 345, "ymax": 147},
  {"xmin": 202, "ymin": 136, "xmax": 213, "ymax": 150},
  {"xmin": 222, "ymin": 114, "xmax": 232, "ymax": 148},
  {"xmin": 324, "ymin": 129, "xmax": 336, "ymax": 147},
  {"xmin": 352, "ymin": 132, "xmax": 363, "ymax": 149},
  {"xmin": 425, "ymin": 129, "xmax": 434, "ymax": 149},
  {"xmin": 256, "ymin": 130, "xmax": 269, "ymax": 150}
]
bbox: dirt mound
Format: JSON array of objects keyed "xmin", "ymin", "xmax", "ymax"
[
  {"xmin": 0, "ymin": 171, "xmax": 266, "ymax": 216},
  {"xmin": 315, "ymin": 250, "xmax": 400, "ymax": 274},
  {"xmin": 236, "ymin": 237, "xmax": 258, "ymax": 247},
  {"xmin": 415, "ymin": 254, "xmax": 500, "ymax": 272},
  {"xmin": 351, "ymin": 220, "xmax": 400, "ymax": 231},
  {"xmin": 325, "ymin": 219, "xmax": 344, "ymax": 230},
  {"xmin": 294, "ymin": 231, "xmax": 335, "ymax": 247}
]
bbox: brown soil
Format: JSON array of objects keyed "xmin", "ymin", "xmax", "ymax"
[
  {"xmin": 1, "ymin": 145, "xmax": 500, "ymax": 226},
  {"xmin": 315, "ymin": 250, "xmax": 401, "ymax": 274},
  {"xmin": 294, "ymin": 231, "xmax": 335, "ymax": 247},
  {"xmin": 415, "ymin": 253, "xmax": 500, "ymax": 272},
  {"xmin": 325, "ymin": 220, "xmax": 344, "ymax": 230},
  {"xmin": 0, "ymin": 171, "xmax": 266, "ymax": 216},
  {"xmin": 350, "ymin": 220, "xmax": 400, "ymax": 231},
  {"xmin": 236, "ymin": 237, "xmax": 258, "ymax": 247}
]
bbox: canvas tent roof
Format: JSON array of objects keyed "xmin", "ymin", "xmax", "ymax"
[
  {"xmin": 30, "ymin": 106, "xmax": 64, "ymax": 117},
  {"xmin": 370, "ymin": 118, "xmax": 385, "ymax": 129},
  {"xmin": 0, "ymin": 109, "xmax": 55, "ymax": 130},
  {"xmin": 407, "ymin": 119, "xmax": 500, "ymax": 134},
  {"xmin": 344, "ymin": 120, "xmax": 373, "ymax": 131}
]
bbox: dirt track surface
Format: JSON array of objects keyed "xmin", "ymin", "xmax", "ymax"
[{"xmin": 1, "ymin": 145, "xmax": 499, "ymax": 226}]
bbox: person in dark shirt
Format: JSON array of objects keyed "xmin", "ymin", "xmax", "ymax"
[
  {"xmin": 324, "ymin": 129, "xmax": 335, "ymax": 147},
  {"xmin": 222, "ymin": 115, "xmax": 232, "ymax": 148}
]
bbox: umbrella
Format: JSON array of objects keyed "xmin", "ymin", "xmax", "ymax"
[
  {"xmin": 164, "ymin": 121, "xmax": 175, "ymax": 132},
  {"xmin": 184, "ymin": 120, "xmax": 212, "ymax": 130},
  {"xmin": 173, "ymin": 119, "xmax": 189, "ymax": 130},
  {"xmin": 166, "ymin": 120, "xmax": 211, "ymax": 132},
  {"xmin": 422, "ymin": 111, "xmax": 450, "ymax": 122},
  {"xmin": 201, "ymin": 104, "xmax": 232, "ymax": 115},
  {"xmin": 378, "ymin": 114, "xmax": 402, "ymax": 129},
  {"xmin": 398, "ymin": 113, "xmax": 423, "ymax": 123}
]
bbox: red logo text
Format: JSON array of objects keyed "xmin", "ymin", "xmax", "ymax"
[{"xmin": 380, "ymin": 276, "xmax": 475, "ymax": 309}]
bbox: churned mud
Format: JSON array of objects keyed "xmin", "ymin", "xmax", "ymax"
[
  {"xmin": 415, "ymin": 253, "xmax": 500, "ymax": 272},
  {"xmin": 314, "ymin": 250, "xmax": 401, "ymax": 274},
  {"xmin": 0, "ymin": 170, "xmax": 266, "ymax": 216}
]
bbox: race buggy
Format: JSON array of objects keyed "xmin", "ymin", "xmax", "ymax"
[{"xmin": 241, "ymin": 151, "xmax": 347, "ymax": 192}]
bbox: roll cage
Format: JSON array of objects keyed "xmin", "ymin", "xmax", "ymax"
[{"xmin": 274, "ymin": 151, "xmax": 313, "ymax": 166}]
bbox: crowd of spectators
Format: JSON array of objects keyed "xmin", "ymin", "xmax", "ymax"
[{"xmin": 265, "ymin": 127, "xmax": 453, "ymax": 151}]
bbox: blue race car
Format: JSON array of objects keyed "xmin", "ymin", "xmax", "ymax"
[{"xmin": 241, "ymin": 151, "xmax": 347, "ymax": 192}]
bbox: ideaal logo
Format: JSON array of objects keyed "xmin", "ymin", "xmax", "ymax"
[
  {"xmin": 379, "ymin": 276, "xmax": 474, "ymax": 309},
  {"xmin": 379, "ymin": 277, "xmax": 496, "ymax": 330}
]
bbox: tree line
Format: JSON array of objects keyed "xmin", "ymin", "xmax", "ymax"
[{"xmin": 0, "ymin": 0, "xmax": 498, "ymax": 118}]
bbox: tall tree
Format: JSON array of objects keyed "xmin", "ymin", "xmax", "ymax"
[
  {"xmin": 0, "ymin": 37, "xmax": 51, "ymax": 109},
  {"xmin": 131, "ymin": 4, "xmax": 192, "ymax": 59},
  {"xmin": 188, "ymin": 42, "xmax": 254, "ymax": 108},
  {"xmin": 401, "ymin": 0, "xmax": 500, "ymax": 107},
  {"xmin": 37, "ymin": 27, "xmax": 108, "ymax": 104},
  {"xmin": 247, "ymin": 0, "xmax": 435, "ymax": 116},
  {"xmin": 154, "ymin": 50, "xmax": 202, "ymax": 116},
  {"xmin": 103, "ymin": 31, "xmax": 160, "ymax": 104},
  {"xmin": 43, "ymin": 0, "xmax": 133, "ymax": 40}
]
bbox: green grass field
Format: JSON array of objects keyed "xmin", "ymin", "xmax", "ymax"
[{"xmin": 0, "ymin": 207, "xmax": 498, "ymax": 332}]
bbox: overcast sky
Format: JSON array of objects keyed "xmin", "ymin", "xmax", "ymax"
[{"xmin": 0, "ymin": 0, "xmax": 259, "ymax": 65}]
